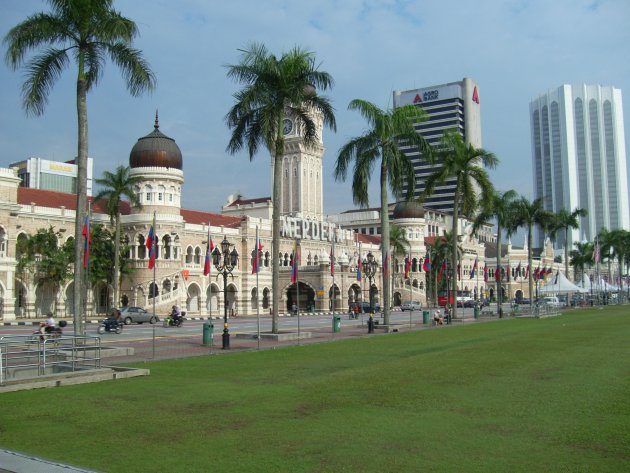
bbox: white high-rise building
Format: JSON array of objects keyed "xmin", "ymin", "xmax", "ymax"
[{"xmin": 530, "ymin": 84, "xmax": 629, "ymax": 249}]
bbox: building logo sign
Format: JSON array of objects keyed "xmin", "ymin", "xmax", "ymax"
[
  {"xmin": 281, "ymin": 216, "xmax": 344, "ymax": 242},
  {"xmin": 472, "ymin": 86, "xmax": 479, "ymax": 104},
  {"xmin": 413, "ymin": 90, "xmax": 439, "ymax": 104}
]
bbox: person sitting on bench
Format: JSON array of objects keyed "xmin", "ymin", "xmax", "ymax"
[{"xmin": 433, "ymin": 310, "xmax": 443, "ymax": 325}]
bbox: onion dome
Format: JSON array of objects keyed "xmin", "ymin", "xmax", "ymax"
[
  {"xmin": 129, "ymin": 112, "xmax": 183, "ymax": 170},
  {"xmin": 392, "ymin": 200, "xmax": 425, "ymax": 219}
]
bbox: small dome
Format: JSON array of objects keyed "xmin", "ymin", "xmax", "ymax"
[
  {"xmin": 393, "ymin": 201, "xmax": 424, "ymax": 219},
  {"xmin": 129, "ymin": 113, "xmax": 182, "ymax": 170}
]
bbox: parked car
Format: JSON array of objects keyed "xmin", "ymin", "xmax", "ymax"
[
  {"xmin": 539, "ymin": 296, "xmax": 562, "ymax": 308},
  {"xmin": 119, "ymin": 306, "xmax": 159, "ymax": 325},
  {"xmin": 516, "ymin": 298, "xmax": 531, "ymax": 305},
  {"xmin": 456, "ymin": 296, "xmax": 474, "ymax": 308},
  {"xmin": 400, "ymin": 300, "xmax": 422, "ymax": 311}
]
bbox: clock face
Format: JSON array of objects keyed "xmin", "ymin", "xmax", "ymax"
[{"xmin": 283, "ymin": 118, "xmax": 293, "ymax": 135}]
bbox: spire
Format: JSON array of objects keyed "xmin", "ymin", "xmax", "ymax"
[{"xmin": 154, "ymin": 109, "xmax": 159, "ymax": 130}]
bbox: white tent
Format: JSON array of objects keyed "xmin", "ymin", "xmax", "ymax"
[
  {"xmin": 539, "ymin": 271, "xmax": 589, "ymax": 294},
  {"xmin": 600, "ymin": 279, "xmax": 620, "ymax": 291}
]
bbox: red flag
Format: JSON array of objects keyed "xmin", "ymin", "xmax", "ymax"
[
  {"xmin": 82, "ymin": 215, "xmax": 91, "ymax": 269},
  {"xmin": 534, "ymin": 266, "xmax": 540, "ymax": 279},
  {"xmin": 422, "ymin": 253, "xmax": 431, "ymax": 272},
  {"xmin": 252, "ymin": 227, "xmax": 263, "ymax": 275},
  {"xmin": 404, "ymin": 256, "xmax": 411, "ymax": 279},
  {"xmin": 483, "ymin": 265, "xmax": 488, "ymax": 282},
  {"xmin": 291, "ymin": 240, "xmax": 299, "ymax": 284},
  {"xmin": 438, "ymin": 260, "xmax": 447, "ymax": 282},
  {"xmin": 203, "ymin": 223, "xmax": 212, "ymax": 276},
  {"xmin": 495, "ymin": 266, "xmax": 501, "ymax": 282},
  {"xmin": 382, "ymin": 251, "xmax": 389, "ymax": 279},
  {"xmin": 146, "ymin": 212, "xmax": 157, "ymax": 269}
]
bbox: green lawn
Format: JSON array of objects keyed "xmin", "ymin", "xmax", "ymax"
[{"xmin": 1, "ymin": 308, "xmax": 629, "ymax": 472}]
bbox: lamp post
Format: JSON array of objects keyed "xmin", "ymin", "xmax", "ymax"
[
  {"xmin": 212, "ymin": 236, "xmax": 239, "ymax": 350},
  {"xmin": 363, "ymin": 251, "xmax": 378, "ymax": 333},
  {"xmin": 446, "ymin": 264, "xmax": 453, "ymax": 324}
]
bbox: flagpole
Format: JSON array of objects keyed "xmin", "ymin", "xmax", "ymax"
[
  {"xmin": 256, "ymin": 226, "xmax": 260, "ymax": 350},
  {"xmin": 152, "ymin": 211, "xmax": 156, "ymax": 360},
  {"xmin": 296, "ymin": 238, "xmax": 300, "ymax": 345},
  {"xmin": 408, "ymin": 247, "xmax": 412, "ymax": 328},
  {"xmin": 84, "ymin": 200, "xmax": 91, "ymax": 336},
  {"xmin": 331, "ymin": 237, "xmax": 335, "ymax": 316}
]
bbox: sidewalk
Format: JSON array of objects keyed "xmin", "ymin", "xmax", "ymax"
[{"xmin": 0, "ymin": 448, "xmax": 99, "ymax": 473}]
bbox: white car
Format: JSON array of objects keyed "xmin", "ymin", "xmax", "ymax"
[{"xmin": 400, "ymin": 301, "xmax": 422, "ymax": 311}]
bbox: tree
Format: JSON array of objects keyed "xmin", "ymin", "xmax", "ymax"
[
  {"xmin": 335, "ymin": 100, "xmax": 431, "ymax": 325},
  {"xmin": 473, "ymin": 189, "xmax": 518, "ymax": 317},
  {"xmin": 225, "ymin": 43, "xmax": 336, "ymax": 334},
  {"xmin": 4, "ymin": 0, "xmax": 156, "ymax": 333},
  {"xmin": 570, "ymin": 241, "xmax": 594, "ymax": 286},
  {"xmin": 16, "ymin": 227, "xmax": 73, "ymax": 315},
  {"xmin": 549, "ymin": 207, "xmax": 587, "ymax": 279},
  {"xmin": 421, "ymin": 131, "xmax": 498, "ymax": 319},
  {"xmin": 508, "ymin": 196, "xmax": 553, "ymax": 306},
  {"xmin": 94, "ymin": 165, "xmax": 142, "ymax": 307},
  {"xmin": 389, "ymin": 224, "xmax": 410, "ymax": 305}
]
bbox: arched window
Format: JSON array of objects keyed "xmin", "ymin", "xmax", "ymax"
[
  {"xmin": 194, "ymin": 247, "xmax": 202, "ymax": 265},
  {"xmin": 145, "ymin": 185, "xmax": 153, "ymax": 202},
  {"xmin": 185, "ymin": 246, "xmax": 193, "ymax": 264}
]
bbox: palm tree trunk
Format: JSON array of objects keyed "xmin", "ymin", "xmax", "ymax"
[
  {"xmin": 72, "ymin": 70, "xmax": 88, "ymax": 335},
  {"xmin": 496, "ymin": 225, "xmax": 503, "ymax": 318},
  {"xmin": 564, "ymin": 227, "xmax": 570, "ymax": 278},
  {"xmin": 113, "ymin": 211, "xmax": 121, "ymax": 308},
  {"xmin": 271, "ymin": 134, "xmax": 284, "ymax": 334},
  {"xmin": 380, "ymin": 162, "xmax": 390, "ymax": 326},
  {"xmin": 451, "ymin": 185, "xmax": 460, "ymax": 319},
  {"xmin": 528, "ymin": 224, "xmax": 534, "ymax": 310}
]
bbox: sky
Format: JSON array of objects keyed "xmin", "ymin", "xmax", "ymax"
[{"xmin": 1, "ymin": 0, "xmax": 629, "ymax": 219}]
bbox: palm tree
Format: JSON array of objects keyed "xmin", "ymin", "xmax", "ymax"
[
  {"xmin": 549, "ymin": 207, "xmax": 588, "ymax": 279},
  {"xmin": 94, "ymin": 166, "xmax": 142, "ymax": 308},
  {"xmin": 225, "ymin": 43, "xmax": 336, "ymax": 334},
  {"xmin": 570, "ymin": 241, "xmax": 594, "ymax": 287},
  {"xmin": 421, "ymin": 131, "xmax": 498, "ymax": 319},
  {"xmin": 389, "ymin": 224, "xmax": 410, "ymax": 306},
  {"xmin": 4, "ymin": 0, "xmax": 156, "ymax": 333},
  {"xmin": 508, "ymin": 196, "xmax": 553, "ymax": 307},
  {"xmin": 335, "ymin": 100, "xmax": 431, "ymax": 326},
  {"xmin": 472, "ymin": 189, "xmax": 518, "ymax": 317}
]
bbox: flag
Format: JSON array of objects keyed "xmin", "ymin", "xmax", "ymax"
[
  {"xmin": 457, "ymin": 263, "xmax": 461, "ymax": 280},
  {"xmin": 534, "ymin": 266, "xmax": 540, "ymax": 280},
  {"xmin": 483, "ymin": 265, "xmax": 488, "ymax": 282},
  {"xmin": 291, "ymin": 240, "xmax": 299, "ymax": 284},
  {"xmin": 82, "ymin": 215, "xmax": 91, "ymax": 269},
  {"xmin": 204, "ymin": 223, "xmax": 213, "ymax": 276},
  {"xmin": 404, "ymin": 255, "xmax": 411, "ymax": 279},
  {"xmin": 516, "ymin": 262, "xmax": 522, "ymax": 279},
  {"xmin": 330, "ymin": 240, "xmax": 335, "ymax": 276},
  {"xmin": 382, "ymin": 250, "xmax": 389, "ymax": 279},
  {"xmin": 554, "ymin": 270, "xmax": 559, "ymax": 284},
  {"xmin": 470, "ymin": 256, "xmax": 478, "ymax": 279},
  {"xmin": 146, "ymin": 212, "xmax": 157, "ymax": 269},
  {"xmin": 507, "ymin": 262, "xmax": 511, "ymax": 282},
  {"xmin": 251, "ymin": 227, "xmax": 263, "ymax": 274},
  {"xmin": 422, "ymin": 253, "xmax": 431, "ymax": 272},
  {"xmin": 593, "ymin": 243, "xmax": 600, "ymax": 263},
  {"xmin": 525, "ymin": 264, "xmax": 530, "ymax": 279},
  {"xmin": 495, "ymin": 266, "xmax": 501, "ymax": 282},
  {"xmin": 357, "ymin": 250, "xmax": 362, "ymax": 281},
  {"xmin": 438, "ymin": 260, "xmax": 447, "ymax": 282}
]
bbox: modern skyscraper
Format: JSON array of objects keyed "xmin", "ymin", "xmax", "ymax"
[
  {"xmin": 393, "ymin": 77, "xmax": 482, "ymax": 212},
  {"xmin": 529, "ymin": 84, "xmax": 629, "ymax": 249},
  {"xmin": 9, "ymin": 156, "xmax": 94, "ymax": 196}
]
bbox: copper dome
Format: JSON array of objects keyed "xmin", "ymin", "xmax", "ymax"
[
  {"xmin": 392, "ymin": 200, "xmax": 424, "ymax": 219},
  {"xmin": 129, "ymin": 114, "xmax": 182, "ymax": 170}
]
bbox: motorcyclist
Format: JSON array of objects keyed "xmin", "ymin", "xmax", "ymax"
[
  {"xmin": 106, "ymin": 309, "xmax": 121, "ymax": 330},
  {"xmin": 44, "ymin": 312, "xmax": 56, "ymax": 334},
  {"xmin": 171, "ymin": 305, "xmax": 182, "ymax": 325}
]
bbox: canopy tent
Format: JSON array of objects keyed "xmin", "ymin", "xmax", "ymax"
[
  {"xmin": 575, "ymin": 273, "xmax": 620, "ymax": 292},
  {"xmin": 539, "ymin": 271, "xmax": 589, "ymax": 294},
  {"xmin": 600, "ymin": 279, "xmax": 620, "ymax": 291}
]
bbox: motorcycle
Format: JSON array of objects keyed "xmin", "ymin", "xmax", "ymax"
[
  {"xmin": 97, "ymin": 318, "xmax": 123, "ymax": 334},
  {"xmin": 33, "ymin": 320, "xmax": 67, "ymax": 341},
  {"xmin": 163, "ymin": 311, "xmax": 185, "ymax": 328}
]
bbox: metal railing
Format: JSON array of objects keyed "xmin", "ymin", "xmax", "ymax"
[{"xmin": 0, "ymin": 334, "xmax": 101, "ymax": 385}]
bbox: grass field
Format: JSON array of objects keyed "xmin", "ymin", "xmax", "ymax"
[{"xmin": 1, "ymin": 308, "xmax": 629, "ymax": 472}]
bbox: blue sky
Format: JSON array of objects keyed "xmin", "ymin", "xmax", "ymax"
[{"xmin": 1, "ymin": 0, "xmax": 629, "ymax": 217}]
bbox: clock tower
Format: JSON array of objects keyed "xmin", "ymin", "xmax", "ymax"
[{"xmin": 271, "ymin": 110, "xmax": 325, "ymax": 221}]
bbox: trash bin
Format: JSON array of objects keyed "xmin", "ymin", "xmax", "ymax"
[
  {"xmin": 474, "ymin": 306, "xmax": 480, "ymax": 319},
  {"xmin": 422, "ymin": 310, "xmax": 430, "ymax": 325},
  {"xmin": 202, "ymin": 320, "xmax": 214, "ymax": 346},
  {"xmin": 332, "ymin": 315, "xmax": 341, "ymax": 333}
]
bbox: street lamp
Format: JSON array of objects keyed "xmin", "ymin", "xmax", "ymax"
[
  {"xmin": 363, "ymin": 251, "xmax": 378, "ymax": 333},
  {"xmin": 212, "ymin": 236, "xmax": 239, "ymax": 349},
  {"xmin": 446, "ymin": 264, "xmax": 454, "ymax": 324}
]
